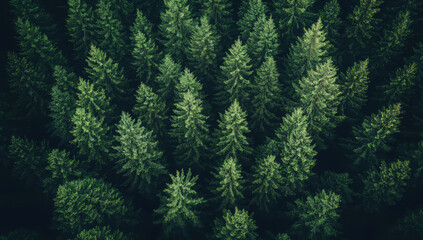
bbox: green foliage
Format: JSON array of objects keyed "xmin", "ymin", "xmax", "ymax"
[
  {"xmin": 52, "ymin": 65, "xmax": 78, "ymax": 96},
  {"xmin": 54, "ymin": 177, "xmax": 128, "ymax": 235},
  {"xmin": 154, "ymin": 54, "xmax": 183, "ymax": 106},
  {"xmin": 0, "ymin": 229, "xmax": 39, "ymax": 240},
  {"xmin": 132, "ymin": 31, "xmax": 159, "ymax": 84},
  {"xmin": 214, "ymin": 207, "xmax": 258, "ymax": 240},
  {"xmin": 381, "ymin": 62, "xmax": 417, "ymax": 104},
  {"xmin": 394, "ymin": 208, "xmax": 423, "ymax": 239},
  {"xmin": 276, "ymin": 233, "xmax": 291, "ymax": 240},
  {"xmin": 130, "ymin": 9, "xmax": 153, "ymax": 38},
  {"xmin": 174, "ymin": 68, "xmax": 205, "ymax": 104},
  {"xmin": 170, "ymin": 91, "xmax": 209, "ymax": 167},
  {"xmin": 251, "ymin": 155, "xmax": 282, "ymax": 212},
  {"xmin": 75, "ymin": 78, "xmax": 111, "ymax": 119},
  {"xmin": 292, "ymin": 190, "xmax": 341, "ymax": 239},
  {"xmin": 237, "ymin": 0, "xmax": 268, "ymax": 41},
  {"xmin": 75, "ymin": 226, "xmax": 131, "ymax": 240},
  {"xmin": 362, "ymin": 160, "xmax": 411, "ymax": 211},
  {"xmin": 319, "ymin": 0, "xmax": 342, "ymax": 64},
  {"xmin": 154, "ymin": 169, "xmax": 205, "ymax": 235},
  {"xmin": 202, "ymin": 0, "xmax": 233, "ymax": 44},
  {"xmin": 318, "ymin": 171, "xmax": 353, "ymax": 203},
  {"xmin": 113, "ymin": 112, "xmax": 166, "ymax": 192},
  {"xmin": 212, "ymin": 157, "xmax": 244, "ymax": 209}
]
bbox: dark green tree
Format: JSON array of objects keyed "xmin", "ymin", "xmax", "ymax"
[
  {"xmin": 214, "ymin": 207, "xmax": 258, "ymax": 240},
  {"xmin": 52, "ymin": 65, "xmax": 78, "ymax": 97},
  {"xmin": 130, "ymin": 8, "xmax": 153, "ymax": 38},
  {"xmin": 381, "ymin": 62, "xmax": 417, "ymax": 104},
  {"xmin": 75, "ymin": 78, "xmax": 111, "ymax": 121},
  {"xmin": 154, "ymin": 55, "xmax": 183, "ymax": 106},
  {"xmin": 237, "ymin": 0, "xmax": 268, "ymax": 41},
  {"xmin": 132, "ymin": 30, "xmax": 160, "ymax": 84},
  {"xmin": 276, "ymin": 233, "xmax": 291, "ymax": 240},
  {"xmin": 54, "ymin": 177, "xmax": 128, "ymax": 235},
  {"xmin": 202, "ymin": 0, "xmax": 233, "ymax": 46},
  {"xmin": 319, "ymin": 0, "xmax": 342, "ymax": 65},
  {"xmin": 318, "ymin": 171, "xmax": 353, "ymax": 203},
  {"xmin": 394, "ymin": 208, "xmax": 423, "ymax": 239},
  {"xmin": 75, "ymin": 226, "xmax": 131, "ymax": 240},
  {"xmin": 113, "ymin": 112, "xmax": 166, "ymax": 192}
]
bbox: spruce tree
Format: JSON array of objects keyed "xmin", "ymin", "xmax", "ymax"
[
  {"xmin": 276, "ymin": 233, "xmax": 291, "ymax": 240},
  {"xmin": 54, "ymin": 178, "xmax": 128, "ymax": 235},
  {"xmin": 130, "ymin": 9, "xmax": 154, "ymax": 38},
  {"xmin": 132, "ymin": 30, "xmax": 160, "ymax": 84},
  {"xmin": 75, "ymin": 226, "xmax": 131, "ymax": 240},
  {"xmin": 174, "ymin": 68, "xmax": 205, "ymax": 104},
  {"xmin": 113, "ymin": 112, "xmax": 166, "ymax": 192},
  {"xmin": 318, "ymin": 171, "xmax": 353, "ymax": 203},
  {"xmin": 237, "ymin": 0, "xmax": 268, "ymax": 41},
  {"xmin": 52, "ymin": 65, "xmax": 78, "ymax": 97},
  {"xmin": 214, "ymin": 207, "xmax": 258, "ymax": 240},
  {"xmin": 381, "ymin": 62, "xmax": 417, "ymax": 104},
  {"xmin": 394, "ymin": 207, "xmax": 423, "ymax": 239},
  {"xmin": 75, "ymin": 78, "xmax": 111, "ymax": 120},
  {"xmin": 212, "ymin": 157, "xmax": 244, "ymax": 209},
  {"xmin": 319, "ymin": 0, "xmax": 342, "ymax": 65},
  {"xmin": 170, "ymin": 91, "xmax": 209, "ymax": 167},
  {"xmin": 292, "ymin": 190, "xmax": 341, "ymax": 239},
  {"xmin": 250, "ymin": 155, "xmax": 282, "ymax": 212},
  {"xmin": 362, "ymin": 160, "xmax": 411, "ymax": 211},
  {"xmin": 203, "ymin": 0, "xmax": 233, "ymax": 46},
  {"xmin": 154, "ymin": 169, "xmax": 205, "ymax": 236},
  {"xmin": 154, "ymin": 55, "xmax": 183, "ymax": 106}
]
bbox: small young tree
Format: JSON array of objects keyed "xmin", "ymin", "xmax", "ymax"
[{"xmin": 214, "ymin": 207, "xmax": 258, "ymax": 240}]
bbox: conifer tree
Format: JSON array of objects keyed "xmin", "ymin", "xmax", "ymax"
[
  {"xmin": 52, "ymin": 65, "xmax": 78, "ymax": 97},
  {"xmin": 170, "ymin": 91, "xmax": 209, "ymax": 167},
  {"xmin": 212, "ymin": 157, "xmax": 244, "ymax": 209},
  {"xmin": 54, "ymin": 178, "xmax": 128, "ymax": 235},
  {"xmin": 217, "ymin": 38, "xmax": 252, "ymax": 108},
  {"xmin": 154, "ymin": 169, "xmax": 205, "ymax": 236},
  {"xmin": 246, "ymin": 15, "xmax": 279, "ymax": 69},
  {"xmin": 159, "ymin": 0, "xmax": 195, "ymax": 63},
  {"xmin": 319, "ymin": 0, "xmax": 342, "ymax": 64},
  {"xmin": 130, "ymin": 9, "xmax": 154, "ymax": 38},
  {"xmin": 66, "ymin": 0, "xmax": 96, "ymax": 62},
  {"xmin": 276, "ymin": 233, "xmax": 291, "ymax": 240},
  {"xmin": 250, "ymin": 155, "xmax": 282, "ymax": 212},
  {"xmin": 113, "ymin": 112, "xmax": 166, "ymax": 192},
  {"xmin": 215, "ymin": 100, "xmax": 252, "ymax": 163},
  {"xmin": 132, "ymin": 31, "xmax": 160, "ymax": 84},
  {"xmin": 237, "ymin": 0, "xmax": 268, "ymax": 41},
  {"xmin": 133, "ymin": 83, "xmax": 167, "ymax": 137},
  {"xmin": 351, "ymin": 103, "xmax": 402, "ymax": 165},
  {"xmin": 292, "ymin": 190, "xmax": 341, "ymax": 239},
  {"xmin": 75, "ymin": 78, "xmax": 111, "ymax": 120},
  {"xmin": 154, "ymin": 55, "xmax": 183, "ymax": 106},
  {"xmin": 49, "ymin": 86, "xmax": 76, "ymax": 144},
  {"xmin": 362, "ymin": 160, "xmax": 411, "ymax": 211},
  {"xmin": 381, "ymin": 62, "xmax": 417, "ymax": 104},
  {"xmin": 339, "ymin": 59, "xmax": 370, "ymax": 120},
  {"xmin": 318, "ymin": 171, "xmax": 353, "ymax": 203},
  {"xmin": 275, "ymin": 108, "xmax": 316, "ymax": 195},
  {"xmin": 203, "ymin": 0, "xmax": 233, "ymax": 46},
  {"xmin": 394, "ymin": 207, "xmax": 423, "ymax": 239},
  {"xmin": 294, "ymin": 59, "xmax": 342, "ymax": 148},
  {"xmin": 214, "ymin": 207, "xmax": 258, "ymax": 240},
  {"xmin": 174, "ymin": 68, "xmax": 205, "ymax": 104},
  {"xmin": 75, "ymin": 226, "xmax": 131, "ymax": 240}
]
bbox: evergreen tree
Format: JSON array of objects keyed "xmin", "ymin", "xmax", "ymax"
[
  {"xmin": 203, "ymin": 0, "xmax": 233, "ymax": 46},
  {"xmin": 212, "ymin": 157, "xmax": 245, "ymax": 209},
  {"xmin": 215, "ymin": 100, "xmax": 252, "ymax": 163},
  {"xmin": 154, "ymin": 55, "xmax": 183, "ymax": 106},
  {"xmin": 75, "ymin": 226, "xmax": 131, "ymax": 240},
  {"xmin": 159, "ymin": 0, "xmax": 195, "ymax": 63},
  {"xmin": 318, "ymin": 171, "xmax": 354, "ymax": 203},
  {"xmin": 319, "ymin": 0, "xmax": 342, "ymax": 64},
  {"xmin": 237, "ymin": 0, "xmax": 268, "ymax": 41},
  {"xmin": 52, "ymin": 65, "xmax": 78, "ymax": 97},
  {"xmin": 294, "ymin": 59, "xmax": 342, "ymax": 148},
  {"xmin": 75, "ymin": 78, "xmax": 111, "ymax": 120},
  {"xmin": 174, "ymin": 68, "xmax": 205, "ymax": 104},
  {"xmin": 276, "ymin": 233, "xmax": 291, "ymax": 240},
  {"xmin": 214, "ymin": 207, "xmax": 258, "ymax": 240},
  {"xmin": 66, "ymin": 0, "xmax": 96, "ymax": 62},
  {"xmin": 113, "ymin": 112, "xmax": 166, "ymax": 192},
  {"xmin": 154, "ymin": 169, "xmax": 205, "ymax": 236},
  {"xmin": 275, "ymin": 108, "xmax": 316, "ymax": 195},
  {"xmin": 292, "ymin": 190, "xmax": 341, "ymax": 239},
  {"xmin": 133, "ymin": 83, "xmax": 167, "ymax": 137},
  {"xmin": 54, "ymin": 178, "xmax": 128, "ymax": 235},
  {"xmin": 246, "ymin": 15, "xmax": 279, "ymax": 69},
  {"xmin": 250, "ymin": 155, "xmax": 282, "ymax": 212},
  {"xmin": 339, "ymin": 59, "xmax": 370, "ymax": 120},
  {"xmin": 217, "ymin": 38, "xmax": 252, "ymax": 108},
  {"xmin": 362, "ymin": 160, "xmax": 411, "ymax": 211},
  {"xmin": 250, "ymin": 56, "xmax": 282, "ymax": 135},
  {"xmin": 170, "ymin": 91, "xmax": 209, "ymax": 167},
  {"xmin": 130, "ymin": 9, "xmax": 153, "ymax": 38},
  {"xmin": 381, "ymin": 62, "xmax": 417, "ymax": 104},
  {"xmin": 352, "ymin": 103, "xmax": 402, "ymax": 166},
  {"xmin": 49, "ymin": 86, "xmax": 76, "ymax": 143},
  {"xmin": 394, "ymin": 207, "xmax": 423, "ymax": 239},
  {"xmin": 132, "ymin": 30, "xmax": 160, "ymax": 84}
]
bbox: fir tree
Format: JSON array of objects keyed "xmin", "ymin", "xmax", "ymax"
[
  {"xmin": 52, "ymin": 65, "xmax": 78, "ymax": 97},
  {"xmin": 49, "ymin": 86, "xmax": 76, "ymax": 144},
  {"xmin": 113, "ymin": 112, "xmax": 166, "ymax": 192},
  {"xmin": 381, "ymin": 62, "xmax": 417, "ymax": 104},
  {"xmin": 154, "ymin": 169, "xmax": 205, "ymax": 236},
  {"xmin": 75, "ymin": 78, "xmax": 111, "ymax": 120},
  {"xmin": 132, "ymin": 30, "xmax": 160, "ymax": 84},
  {"xmin": 202, "ymin": 0, "xmax": 233, "ymax": 46},
  {"xmin": 170, "ymin": 91, "xmax": 209, "ymax": 167},
  {"xmin": 154, "ymin": 55, "xmax": 183, "ymax": 106},
  {"xmin": 75, "ymin": 226, "xmax": 131, "ymax": 240},
  {"xmin": 53, "ymin": 178, "xmax": 128, "ymax": 235},
  {"xmin": 319, "ymin": 0, "xmax": 342, "ymax": 64},
  {"xmin": 174, "ymin": 68, "xmax": 205, "ymax": 104},
  {"xmin": 362, "ymin": 160, "xmax": 411, "ymax": 211},
  {"xmin": 237, "ymin": 0, "xmax": 268, "ymax": 41},
  {"xmin": 292, "ymin": 190, "xmax": 341, "ymax": 239},
  {"xmin": 276, "ymin": 233, "xmax": 291, "ymax": 240},
  {"xmin": 130, "ymin": 9, "xmax": 154, "ymax": 38},
  {"xmin": 212, "ymin": 157, "xmax": 245, "ymax": 209},
  {"xmin": 250, "ymin": 155, "xmax": 282, "ymax": 212},
  {"xmin": 214, "ymin": 207, "xmax": 258, "ymax": 240},
  {"xmin": 394, "ymin": 207, "xmax": 423, "ymax": 239}
]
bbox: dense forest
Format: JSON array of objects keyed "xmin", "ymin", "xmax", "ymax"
[{"xmin": 0, "ymin": 0, "xmax": 423, "ymax": 239}]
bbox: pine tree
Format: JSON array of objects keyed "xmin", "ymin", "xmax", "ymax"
[
  {"xmin": 154, "ymin": 55, "xmax": 183, "ymax": 106},
  {"xmin": 133, "ymin": 83, "xmax": 167, "ymax": 137},
  {"xmin": 339, "ymin": 59, "xmax": 370, "ymax": 120},
  {"xmin": 159, "ymin": 0, "xmax": 195, "ymax": 63},
  {"xmin": 75, "ymin": 226, "xmax": 131, "ymax": 240},
  {"xmin": 237, "ymin": 0, "xmax": 268, "ymax": 41},
  {"xmin": 250, "ymin": 155, "xmax": 282, "ymax": 212},
  {"xmin": 170, "ymin": 91, "xmax": 209, "ymax": 167},
  {"xmin": 351, "ymin": 103, "xmax": 402, "ymax": 166},
  {"xmin": 274, "ymin": 108, "xmax": 316, "ymax": 195},
  {"xmin": 66, "ymin": 0, "xmax": 96, "ymax": 62},
  {"xmin": 212, "ymin": 157, "xmax": 244, "ymax": 209},
  {"xmin": 319, "ymin": 0, "xmax": 342, "ymax": 65},
  {"xmin": 214, "ymin": 207, "xmax": 258, "ymax": 240},
  {"xmin": 174, "ymin": 68, "xmax": 205, "ymax": 104},
  {"xmin": 381, "ymin": 62, "xmax": 417, "ymax": 104},
  {"xmin": 75, "ymin": 78, "xmax": 111, "ymax": 120},
  {"xmin": 113, "ymin": 112, "xmax": 166, "ymax": 192},
  {"xmin": 203, "ymin": 0, "xmax": 233, "ymax": 46},
  {"xmin": 292, "ymin": 190, "xmax": 341, "ymax": 239},
  {"xmin": 132, "ymin": 31, "xmax": 160, "ymax": 84},
  {"xmin": 294, "ymin": 59, "xmax": 342, "ymax": 149},
  {"xmin": 215, "ymin": 100, "xmax": 252, "ymax": 163},
  {"xmin": 362, "ymin": 160, "xmax": 411, "ymax": 211},
  {"xmin": 130, "ymin": 9, "xmax": 154, "ymax": 38},
  {"xmin": 246, "ymin": 15, "xmax": 279, "ymax": 69},
  {"xmin": 154, "ymin": 169, "xmax": 205, "ymax": 236},
  {"xmin": 217, "ymin": 38, "xmax": 253, "ymax": 108},
  {"xmin": 54, "ymin": 178, "xmax": 128, "ymax": 235},
  {"xmin": 250, "ymin": 56, "xmax": 282, "ymax": 135}
]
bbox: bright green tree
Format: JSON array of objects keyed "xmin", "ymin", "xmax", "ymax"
[
  {"xmin": 132, "ymin": 31, "xmax": 160, "ymax": 84},
  {"xmin": 381, "ymin": 62, "xmax": 417, "ymax": 104},
  {"xmin": 52, "ymin": 65, "xmax": 78, "ymax": 97},
  {"xmin": 113, "ymin": 112, "xmax": 166, "ymax": 192},
  {"xmin": 214, "ymin": 207, "xmax": 258, "ymax": 240},
  {"xmin": 75, "ymin": 226, "xmax": 131, "ymax": 240},
  {"xmin": 174, "ymin": 68, "xmax": 205, "ymax": 104},
  {"xmin": 154, "ymin": 55, "xmax": 183, "ymax": 106},
  {"xmin": 250, "ymin": 155, "xmax": 282, "ymax": 212},
  {"xmin": 292, "ymin": 190, "xmax": 341, "ymax": 239},
  {"xmin": 170, "ymin": 91, "xmax": 209, "ymax": 167},
  {"xmin": 362, "ymin": 160, "xmax": 411, "ymax": 211},
  {"xmin": 75, "ymin": 78, "xmax": 111, "ymax": 120},
  {"xmin": 237, "ymin": 0, "xmax": 268, "ymax": 41},
  {"xmin": 54, "ymin": 177, "xmax": 128, "ymax": 235},
  {"xmin": 202, "ymin": 0, "xmax": 233, "ymax": 46},
  {"xmin": 130, "ymin": 8, "xmax": 153, "ymax": 38}
]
